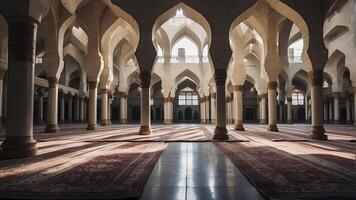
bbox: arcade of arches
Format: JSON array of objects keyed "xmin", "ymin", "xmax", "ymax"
[{"xmin": 0, "ymin": 0, "xmax": 355, "ymax": 199}]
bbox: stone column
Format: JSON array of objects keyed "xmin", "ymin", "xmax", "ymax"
[
  {"xmin": 205, "ymin": 96, "xmax": 210, "ymax": 123},
  {"xmin": 333, "ymin": 92, "xmax": 340, "ymax": 124},
  {"xmin": 234, "ymin": 85, "xmax": 244, "ymax": 131},
  {"xmin": 354, "ymin": 91, "xmax": 356, "ymax": 125},
  {"xmin": 1, "ymin": 17, "xmax": 38, "ymax": 158},
  {"xmin": 87, "ymin": 81, "xmax": 98, "ymax": 130},
  {"xmin": 67, "ymin": 93, "xmax": 73, "ymax": 123},
  {"xmin": 329, "ymin": 98, "xmax": 333, "ymax": 123},
  {"xmin": 0, "ymin": 69, "xmax": 4, "ymax": 127},
  {"xmin": 164, "ymin": 97, "xmax": 173, "ymax": 124},
  {"xmin": 107, "ymin": 93, "xmax": 112, "ymax": 125},
  {"xmin": 287, "ymin": 97, "xmax": 293, "ymax": 124},
  {"xmin": 119, "ymin": 92, "xmax": 128, "ymax": 124},
  {"xmin": 45, "ymin": 77, "xmax": 60, "ymax": 132},
  {"xmin": 211, "ymin": 93, "xmax": 216, "ymax": 124},
  {"xmin": 259, "ymin": 94, "xmax": 267, "ymax": 124},
  {"xmin": 309, "ymin": 70, "xmax": 327, "ymax": 140},
  {"xmin": 80, "ymin": 97, "xmax": 85, "ymax": 122},
  {"xmin": 268, "ymin": 81, "xmax": 278, "ymax": 132},
  {"xmin": 323, "ymin": 101, "xmax": 328, "ymax": 123},
  {"xmin": 200, "ymin": 97, "xmax": 206, "ymax": 124},
  {"xmin": 37, "ymin": 93, "xmax": 44, "ymax": 124},
  {"xmin": 139, "ymin": 72, "xmax": 152, "ymax": 135},
  {"xmin": 59, "ymin": 92, "xmax": 65, "ymax": 123},
  {"xmin": 100, "ymin": 89, "xmax": 109, "ymax": 126},
  {"xmin": 346, "ymin": 96, "xmax": 351, "ymax": 124},
  {"xmin": 74, "ymin": 96, "xmax": 80, "ymax": 122},
  {"xmin": 213, "ymin": 70, "xmax": 228, "ymax": 140}
]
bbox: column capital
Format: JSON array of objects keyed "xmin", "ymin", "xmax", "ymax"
[
  {"xmin": 233, "ymin": 85, "xmax": 243, "ymax": 92},
  {"xmin": 287, "ymin": 97, "xmax": 292, "ymax": 102},
  {"xmin": 118, "ymin": 92, "xmax": 128, "ymax": 99},
  {"xmin": 258, "ymin": 94, "xmax": 267, "ymax": 99},
  {"xmin": 332, "ymin": 92, "xmax": 341, "ymax": 99},
  {"xmin": 47, "ymin": 77, "xmax": 58, "ymax": 88},
  {"xmin": 164, "ymin": 97, "xmax": 173, "ymax": 103},
  {"xmin": 214, "ymin": 69, "xmax": 226, "ymax": 86},
  {"xmin": 140, "ymin": 71, "xmax": 151, "ymax": 88},
  {"xmin": 268, "ymin": 81, "xmax": 277, "ymax": 90},
  {"xmin": 101, "ymin": 88, "xmax": 110, "ymax": 94},
  {"xmin": 88, "ymin": 81, "xmax": 98, "ymax": 89},
  {"xmin": 309, "ymin": 70, "xmax": 323, "ymax": 87},
  {"xmin": 211, "ymin": 93, "xmax": 216, "ymax": 98}
]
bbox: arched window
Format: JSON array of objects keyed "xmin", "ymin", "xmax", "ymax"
[
  {"xmin": 178, "ymin": 88, "xmax": 199, "ymax": 106},
  {"xmin": 172, "ymin": 37, "xmax": 199, "ymax": 57},
  {"xmin": 288, "ymin": 39, "xmax": 303, "ymax": 63},
  {"xmin": 292, "ymin": 90, "xmax": 304, "ymax": 105}
]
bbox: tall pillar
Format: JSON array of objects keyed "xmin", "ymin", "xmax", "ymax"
[
  {"xmin": 164, "ymin": 97, "xmax": 173, "ymax": 124},
  {"xmin": 80, "ymin": 97, "xmax": 85, "ymax": 122},
  {"xmin": 323, "ymin": 101, "xmax": 328, "ymax": 123},
  {"xmin": 1, "ymin": 17, "xmax": 39, "ymax": 158},
  {"xmin": 329, "ymin": 98, "xmax": 333, "ymax": 123},
  {"xmin": 200, "ymin": 97, "xmax": 206, "ymax": 124},
  {"xmin": 107, "ymin": 93, "xmax": 112, "ymax": 125},
  {"xmin": 87, "ymin": 81, "xmax": 98, "ymax": 130},
  {"xmin": 67, "ymin": 93, "xmax": 73, "ymax": 123},
  {"xmin": 333, "ymin": 92, "xmax": 340, "ymax": 124},
  {"xmin": 59, "ymin": 92, "xmax": 65, "ymax": 123},
  {"xmin": 37, "ymin": 93, "xmax": 44, "ymax": 124},
  {"xmin": 74, "ymin": 96, "xmax": 80, "ymax": 122},
  {"xmin": 100, "ymin": 89, "xmax": 109, "ymax": 126},
  {"xmin": 309, "ymin": 70, "xmax": 327, "ymax": 140},
  {"xmin": 119, "ymin": 92, "xmax": 128, "ymax": 124},
  {"xmin": 268, "ymin": 82, "xmax": 278, "ymax": 132},
  {"xmin": 44, "ymin": 77, "xmax": 60, "ymax": 132},
  {"xmin": 213, "ymin": 70, "xmax": 228, "ymax": 140},
  {"xmin": 211, "ymin": 93, "xmax": 216, "ymax": 124},
  {"xmin": 234, "ymin": 85, "xmax": 244, "ymax": 131},
  {"xmin": 346, "ymin": 96, "xmax": 351, "ymax": 124},
  {"xmin": 205, "ymin": 96, "xmax": 210, "ymax": 123},
  {"xmin": 139, "ymin": 72, "xmax": 152, "ymax": 135},
  {"xmin": 0, "ymin": 69, "xmax": 4, "ymax": 128},
  {"xmin": 287, "ymin": 97, "xmax": 293, "ymax": 124},
  {"xmin": 259, "ymin": 94, "xmax": 267, "ymax": 124}
]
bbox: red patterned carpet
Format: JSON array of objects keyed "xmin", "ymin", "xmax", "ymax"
[
  {"xmin": 1, "ymin": 124, "xmax": 356, "ymax": 199},
  {"xmin": 217, "ymin": 124, "xmax": 356, "ymax": 200},
  {"xmin": 0, "ymin": 141, "xmax": 166, "ymax": 199}
]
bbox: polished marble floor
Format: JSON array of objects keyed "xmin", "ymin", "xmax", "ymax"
[{"xmin": 140, "ymin": 142, "xmax": 266, "ymax": 200}]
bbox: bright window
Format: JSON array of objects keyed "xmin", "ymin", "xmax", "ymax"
[
  {"xmin": 292, "ymin": 90, "xmax": 304, "ymax": 105},
  {"xmin": 178, "ymin": 91, "xmax": 199, "ymax": 106},
  {"xmin": 172, "ymin": 37, "xmax": 199, "ymax": 57}
]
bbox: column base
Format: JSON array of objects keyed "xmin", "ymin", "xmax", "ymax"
[
  {"xmin": 139, "ymin": 125, "xmax": 152, "ymax": 135},
  {"xmin": 259, "ymin": 119, "xmax": 267, "ymax": 124},
  {"xmin": 268, "ymin": 124, "xmax": 279, "ymax": 132},
  {"xmin": 45, "ymin": 124, "xmax": 60, "ymax": 133},
  {"xmin": 120, "ymin": 119, "xmax": 128, "ymax": 124},
  {"xmin": 333, "ymin": 120, "xmax": 340, "ymax": 125},
  {"xmin": 213, "ymin": 127, "xmax": 229, "ymax": 140},
  {"xmin": 163, "ymin": 119, "xmax": 173, "ymax": 125},
  {"xmin": 101, "ymin": 119, "xmax": 110, "ymax": 126},
  {"xmin": 87, "ymin": 124, "xmax": 97, "ymax": 130},
  {"xmin": 200, "ymin": 119, "xmax": 206, "ymax": 124},
  {"xmin": 0, "ymin": 138, "xmax": 38, "ymax": 159},
  {"xmin": 311, "ymin": 126, "xmax": 327, "ymax": 140},
  {"xmin": 234, "ymin": 123, "xmax": 245, "ymax": 131},
  {"xmin": 211, "ymin": 119, "xmax": 216, "ymax": 124},
  {"xmin": 107, "ymin": 120, "xmax": 112, "ymax": 125},
  {"xmin": 287, "ymin": 120, "xmax": 293, "ymax": 124}
]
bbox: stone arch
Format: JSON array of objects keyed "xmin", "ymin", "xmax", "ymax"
[
  {"xmin": 171, "ymin": 27, "xmax": 202, "ymax": 55},
  {"xmin": 174, "ymin": 69, "xmax": 200, "ymax": 89},
  {"xmin": 153, "ymin": 3, "xmax": 212, "ymax": 53}
]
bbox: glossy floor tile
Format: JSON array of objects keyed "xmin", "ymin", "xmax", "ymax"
[{"xmin": 140, "ymin": 142, "xmax": 266, "ymax": 200}]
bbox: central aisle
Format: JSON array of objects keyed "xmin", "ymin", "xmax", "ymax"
[{"xmin": 140, "ymin": 142, "xmax": 266, "ymax": 200}]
